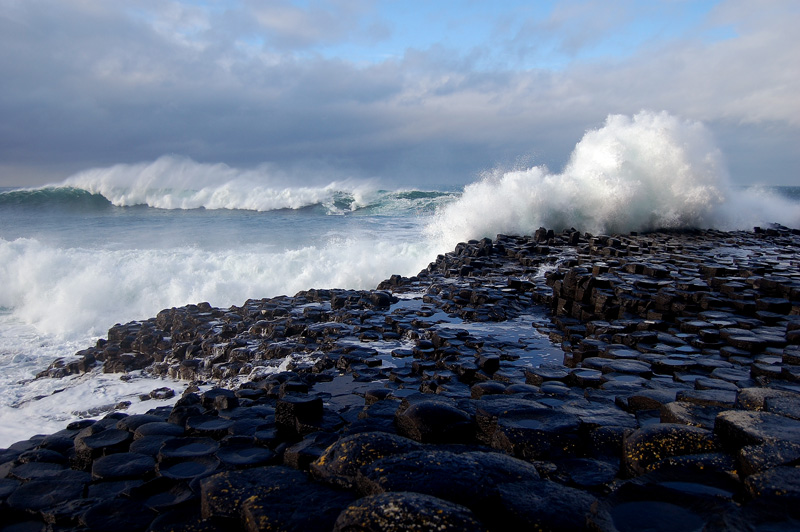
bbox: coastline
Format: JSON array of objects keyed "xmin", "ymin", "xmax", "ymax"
[{"xmin": 2, "ymin": 225, "xmax": 800, "ymax": 530}]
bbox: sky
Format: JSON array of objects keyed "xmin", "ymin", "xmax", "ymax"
[{"xmin": 0, "ymin": 0, "xmax": 798, "ymax": 187}]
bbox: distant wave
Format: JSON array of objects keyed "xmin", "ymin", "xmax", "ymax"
[
  {"xmin": 427, "ymin": 110, "xmax": 800, "ymax": 248},
  {"xmin": 11, "ymin": 156, "xmax": 457, "ymax": 215},
  {"xmin": 0, "ymin": 187, "xmax": 112, "ymax": 210}
]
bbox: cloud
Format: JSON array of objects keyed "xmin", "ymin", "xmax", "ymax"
[
  {"xmin": 507, "ymin": 0, "xmax": 636, "ymax": 60},
  {"xmin": 245, "ymin": 0, "xmax": 386, "ymax": 49},
  {"xmin": 0, "ymin": 0, "xmax": 798, "ymax": 186}
]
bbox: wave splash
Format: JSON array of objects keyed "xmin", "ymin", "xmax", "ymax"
[{"xmin": 428, "ymin": 111, "xmax": 800, "ymax": 248}]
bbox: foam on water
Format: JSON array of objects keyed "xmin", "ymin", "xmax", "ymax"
[
  {"xmin": 0, "ymin": 311, "xmax": 141, "ymax": 445},
  {"xmin": 427, "ymin": 111, "xmax": 800, "ymax": 249},
  {"xmin": 0, "ymin": 234, "xmax": 437, "ymax": 446},
  {"xmin": 0, "ymin": 237, "xmax": 435, "ymax": 341}
]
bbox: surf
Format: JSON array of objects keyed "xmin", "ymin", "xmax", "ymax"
[{"xmin": 56, "ymin": 155, "xmax": 458, "ymax": 215}]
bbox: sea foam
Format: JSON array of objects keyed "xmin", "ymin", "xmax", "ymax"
[
  {"xmin": 427, "ymin": 110, "xmax": 800, "ymax": 249},
  {"xmin": 0, "ymin": 236, "xmax": 435, "ymax": 341},
  {"xmin": 0, "ymin": 232, "xmax": 437, "ymax": 447}
]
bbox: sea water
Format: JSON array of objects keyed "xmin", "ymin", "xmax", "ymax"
[
  {"xmin": 1, "ymin": 110, "xmax": 798, "ymax": 446},
  {"xmin": 0, "ymin": 183, "xmax": 455, "ymax": 445}
]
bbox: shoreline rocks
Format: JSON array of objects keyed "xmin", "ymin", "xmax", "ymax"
[{"xmin": 4, "ymin": 224, "xmax": 800, "ymax": 530}]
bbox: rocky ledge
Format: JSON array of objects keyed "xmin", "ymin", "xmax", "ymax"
[{"xmin": 3, "ymin": 225, "xmax": 800, "ymax": 531}]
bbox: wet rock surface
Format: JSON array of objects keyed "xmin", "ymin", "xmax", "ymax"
[{"xmin": 5, "ymin": 225, "xmax": 800, "ymax": 530}]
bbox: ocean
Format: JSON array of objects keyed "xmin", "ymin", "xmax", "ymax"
[{"xmin": 1, "ymin": 110, "xmax": 799, "ymax": 447}]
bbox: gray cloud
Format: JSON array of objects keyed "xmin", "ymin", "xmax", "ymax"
[
  {"xmin": 0, "ymin": 0, "xmax": 797, "ymax": 187},
  {"xmin": 244, "ymin": 0, "xmax": 386, "ymax": 49}
]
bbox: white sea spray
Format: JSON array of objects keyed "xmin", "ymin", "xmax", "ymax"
[{"xmin": 426, "ymin": 110, "xmax": 800, "ymax": 250}]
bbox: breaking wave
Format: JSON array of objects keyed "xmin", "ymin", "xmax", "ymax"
[
  {"xmin": 1, "ymin": 157, "xmax": 455, "ymax": 215},
  {"xmin": 428, "ymin": 111, "xmax": 800, "ymax": 248}
]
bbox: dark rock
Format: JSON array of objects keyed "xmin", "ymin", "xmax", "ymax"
[
  {"xmin": 87, "ymin": 479, "xmax": 144, "ymax": 499},
  {"xmin": 0, "ymin": 477, "xmax": 21, "ymax": 500},
  {"xmin": 283, "ymin": 432, "xmax": 339, "ymax": 470},
  {"xmin": 311, "ymin": 432, "xmax": 423, "ymax": 488},
  {"xmin": 185, "ymin": 415, "xmax": 235, "ymax": 439},
  {"xmin": 15, "ymin": 448, "xmax": 67, "ymax": 465},
  {"xmin": 525, "ymin": 364, "xmax": 570, "ymax": 385},
  {"xmin": 0, "ymin": 519, "xmax": 47, "ymax": 532},
  {"xmin": 714, "ymin": 410, "xmax": 800, "ymax": 449},
  {"xmin": 738, "ymin": 440, "xmax": 800, "ymax": 476},
  {"xmin": 217, "ymin": 443, "xmax": 277, "ymax": 469},
  {"xmin": 79, "ymin": 498, "xmax": 157, "ymax": 532},
  {"xmin": 490, "ymin": 408, "xmax": 581, "ymax": 460},
  {"xmin": 202, "ymin": 388, "xmax": 239, "ymax": 411},
  {"xmin": 364, "ymin": 388, "xmax": 394, "ymax": 405},
  {"xmin": 618, "ymin": 388, "xmax": 679, "ymax": 412},
  {"xmin": 147, "ymin": 506, "xmax": 225, "ymax": 532},
  {"xmin": 473, "ymin": 396, "xmax": 548, "ymax": 443},
  {"xmin": 275, "ymin": 393, "xmax": 324, "ymax": 429},
  {"xmin": 125, "ymin": 477, "xmax": 197, "ymax": 513},
  {"xmin": 356, "ymin": 449, "xmax": 492, "ymax": 511},
  {"xmin": 200, "ymin": 466, "xmax": 356, "ymax": 530},
  {"xmin": 159, "ymin": 437, "xmax": 220, "ymax": 460},
  {"xmin": 8, "ymin": 461, "xmax": 66, "ymax": 480},
  {"xmin": 116, "ymin": 414, "xmax": 167, "ymax": 432},
  {"xmin": 74, "ymin": 428, "xmax": 132, "ymax": 466},
  {"xmin": 7, "ymin": 478, "xmax": 87, "ymax": 511},
  {"xmin": 495, "ymin": 479, "xmax": 598, "ymax": 531},
  {"xmin": 765, "ymin": 394, "xmax": 800, "ymax": 420},
  {"xmin": 676, "ymin": 388, "xmax": 737, "ymax": 408},
  {"xmin": 354, "ymin": 448, "xmax": 539, "ymax": 520},
  {"xmin": 129, "ymin": 434, "xmax": 176, "ymax": 456},
  {"xmin": 37, "ymin": 431, "xmax": 79, "ymax": 454},
  {"xmin": 745, "ymin": 465, "xmax": 800, "ymax": 501},
  {"xmin": 550, "ymin": 458, "xmax": 619, "ymax": 490},
  {"xmin": 660, "ymin": 401, "xmax": 725, "ymax": 430},
  {"xmin": 333, "ymin": 492, "xmax": 486, "ymax": 532},
  {"xmin": 150, "ymin": 387, "xmax": 176, "ymax": 400},
  {"xmin": 592, "ymin": 494, "xmax": 736, "ymax": 532},
  {"xmin": 157, "ymin": 456, "xmax": 221, "ymax": 480},
  {"xmin": 91, "ymin": 452, "xmax": 156, "ymax": 480},
  {"xmin": 570, "ymin": 368, "xmax": 604, "ymax": 387},
  {"xmin": 41, "ymin": 497, "xmax": 101, "ymax": 528},
  {"xmin": 134, "ymin": 421, "xmax": 185, "ymax": 439},
  {"xmin": 168, "ymin": 403, "xmax": 206, "ymax": 427},
  {"xmin": 623, "ymin": 423, "xmax": 718, "ymax": 476},
  {"xmin": 463, "ymin": 450, "xmax": 541, "ymax": 485},
  {"xmin": 736, "ymin": 387, "xmax": 799, "ymax": 411},
  {"xmin": 395, "ymin": 400, "xmax": 473, "ymax": 443},
  {"xmin": 470, "ymin": 381, "xmax": 506, "ymax": 398}
]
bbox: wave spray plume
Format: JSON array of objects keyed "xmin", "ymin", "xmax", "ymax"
[{"xmin": 428, "ymin": 110, "xmax": 800, "ymax": 249}]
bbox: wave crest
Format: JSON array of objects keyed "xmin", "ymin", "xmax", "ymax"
[
  {"xmin": 427, "ymin": 110, "xmax": 799, "ymax": 248},
  {"xmin": 59, "ymin": 156, "xmax": 376, "ymax": 212}
]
